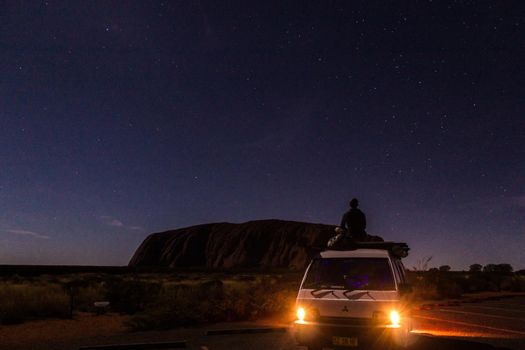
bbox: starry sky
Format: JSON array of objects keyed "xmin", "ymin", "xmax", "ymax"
[{"xmin": 1, "ymin": 1, "xmax": 524, "ymax": 270}]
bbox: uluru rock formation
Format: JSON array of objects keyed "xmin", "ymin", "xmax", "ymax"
[{"xmin": 129, "ymin": 220, "xmax": 340, "ymax": 270}]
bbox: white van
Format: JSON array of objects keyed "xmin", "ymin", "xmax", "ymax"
[{"xmin": 293, "ymin": 242, "xmax": 412, "ymax": 350}]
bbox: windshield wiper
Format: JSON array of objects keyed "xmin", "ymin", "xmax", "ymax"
[
  {"xmin": 342, "ymin": 290, "xmax": 376, "ymax": 300},
  {"xmin": 311, "ymin": 289, "xmax": 341, "ymax": 299},
  {"xmin": 308, "ymin": 284, "xmax": 344, "ymax": 299}
]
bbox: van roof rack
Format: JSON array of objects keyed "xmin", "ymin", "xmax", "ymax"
[{"xmin": 328, "ymin": 241, "xmax": 410, "ymax": 258}]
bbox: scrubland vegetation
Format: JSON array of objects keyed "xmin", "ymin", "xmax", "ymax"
[
  {"xmin": 126, "ymin": 274, "xmax": 298, "ymax": 330},
  {"xmin": 0, "ymin": 267, "xmax": 524, "ymax": 329},
  {"xmin": 0, "ymin": 272, "xmax": 300, "ymax": 329},
  {"xmin": 0, "ymin": 282, "xmax": 70, "ymax": 324},
  {"xmin": 408, "ymin": 264, "xmax": 525, "ymax": 300}
]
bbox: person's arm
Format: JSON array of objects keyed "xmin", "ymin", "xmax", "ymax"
[{"xmin": 340, "ymin": 212, "xmax": 347, "ymax": 229}]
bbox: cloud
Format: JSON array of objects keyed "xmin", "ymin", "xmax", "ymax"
[
  {"xmin": 100, "ymin": 216, "xmax": 123, "ymax": 227},
  {"xmin": 100, "ymin": 216, "xmax": 143, "ymax": 231},
  {"xmin": 108, "ymin": 219, "xmax": 124, "ymax": 227},
  {"xmin": 5, "ymin": 229, "xmax": 50, "ymax": 239}
]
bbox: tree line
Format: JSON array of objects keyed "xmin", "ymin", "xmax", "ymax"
[{"xmin": 424, "ymin": 263, "xmax": 516, "ymax": 273}]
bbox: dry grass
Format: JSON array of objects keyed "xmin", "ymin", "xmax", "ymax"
[
  {"xmin": 75, "ymin": 283, "xmax": 106, "ymax": 312},
  {"xmin": 0, "ymin": 282, "xmax": 70, "ymax": 324},
  {"xmin": 0, "ymin": 313, "xmax": 128, "ymax": 349},
  {"xmin": 3, "ymin": 270, "xmax": 521, "ymax": 329},
  {"xmin": 126, "ymin": 275, "xmax": 298, "ymax": 331},
  {"xmin": 0, "ymin": 272, "xmax": 300, "ymax": 328}
]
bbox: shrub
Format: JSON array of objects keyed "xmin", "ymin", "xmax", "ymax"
[
  {"xmin": 469, "ymin": 264, "xmax": 482, "ymax": 272},
  {"xmin": 436, "ymin": 280, "xmax": 463, "ymax": 299},
  {"xmin": 105, "ymin": 278, "xmax": 163, "ymax": 314},
  {"xmin": 411, "ymin": 284, "xmax": 439, "ymax": 300},
  {"xmin": 127, "ymin": 276, "xmax": 298, "ymax": 331},
  {"xmin": 0, "ymin": 283, "xmax": 70, "ymax": 324},
  {"xmin": 75, "ymin": 283, "xmax": 107, "ymax": 312},
  {"xmin": 500, "ymin": 276, "xmax": 525, "ymax": 292}
]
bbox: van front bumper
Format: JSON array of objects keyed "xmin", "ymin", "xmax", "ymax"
[{"xmin": 293, "ymin": 319, "xmax": 407, "ymax": 348}]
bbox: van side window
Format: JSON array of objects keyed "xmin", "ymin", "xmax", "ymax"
[
  {"xmin": 391, "ymin": 259, "xmax": 402, "ymax": 285},
  {"xmin": 394, "ymin": 260, "xmax": 406, "ymax": 283},
  {"xmin": 390, "ymin": 259, "xmax": 405, "ymax": 284}
]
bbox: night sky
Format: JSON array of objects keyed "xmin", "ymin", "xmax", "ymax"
[{"xmin": 1, "ymin": 1, "xmax": 524, "ymax": 270}]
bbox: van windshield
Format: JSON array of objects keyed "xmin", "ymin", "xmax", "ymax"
[{"xmin": 303, "ymin": 257, "xmax": 395, "ymax": 291}]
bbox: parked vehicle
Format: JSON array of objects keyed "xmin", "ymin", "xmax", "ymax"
[{"xmin": 293, "ymin": 242, "xmax": 412, "ymax": 349}]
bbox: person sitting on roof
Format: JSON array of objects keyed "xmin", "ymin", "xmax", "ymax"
[{"xmin": 339, "ymin": 198, "xmax": 367, "ymax": 241}]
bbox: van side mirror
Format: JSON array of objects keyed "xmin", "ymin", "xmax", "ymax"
[{"xmin": 398, "ymin": 283, "xmax": 412, "ymax": 294}]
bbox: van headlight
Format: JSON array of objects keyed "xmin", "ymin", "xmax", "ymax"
[
  {"xmin": 297, "ymin": 307, "xmax": 306, "ymax": 322},
  {"xmin": 389, "ymin": 310, "xmax": 401, "ymax": 327},
  {"xmin": 296, "ymin": 307, "xmax": 319, "ymax": 322},
  {"xmin": 373, "ymin": 310, "xmax": 402, "ymax": 327}
]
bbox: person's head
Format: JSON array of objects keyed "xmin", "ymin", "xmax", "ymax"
[{"xmin": 349, "ymin": 198, "xmax": 359, "ymax": 208}]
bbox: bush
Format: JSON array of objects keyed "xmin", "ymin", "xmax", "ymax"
[
  {"xmin": 105, "ymin": 278, "xmax": 163, "ymax": 314},
  {"xmin": 500, "ymin": 276, "xmax": 525, "ymax": 292},
  {"xmin": 436, "ymin": 280, "xmax": 463, "ymax": 299},
  {"xmin": 126, "ymin": 277, "xmax": 297, "ymax": 331},
  {"xmin": 408, "ymin": 271, "xmax": 465, "ymax": 299},
  {"xmin": 75, "ymin": 283, "xmax": 107, "ymax": 312},
  {"xmin": 0, "ymin": 283, "xmax": 70, "ymax": 324},
  {"xmin": 464, "ymin": 274, "xmax": 492, "ymax": 292}
]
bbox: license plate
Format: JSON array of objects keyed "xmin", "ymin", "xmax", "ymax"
[{"xmin": 332, "ymin": 336, "xmax": 358, "ymax": 347}]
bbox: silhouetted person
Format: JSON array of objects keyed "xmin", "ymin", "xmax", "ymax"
[{"xmin": 340, "ymin": 198, "xmax": 367, "ymax": 241}]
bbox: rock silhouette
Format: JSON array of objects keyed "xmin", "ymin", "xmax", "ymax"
[{"xmin": 129, "ymin": 220, "xmax": 349, "ymax": 270}]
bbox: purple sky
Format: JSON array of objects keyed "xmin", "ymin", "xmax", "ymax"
[{"xmin": 1, "ymin": 1, "xmax": 524, "ymax": 270}]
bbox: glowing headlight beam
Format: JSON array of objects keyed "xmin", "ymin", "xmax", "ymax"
[
  {"xmin": 297, "ymin": 307, "xmax": 305, "ymax": 322},
  {"xmin": 390, "ymin": 310, "xmax": 400, "ymax": 326}
]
